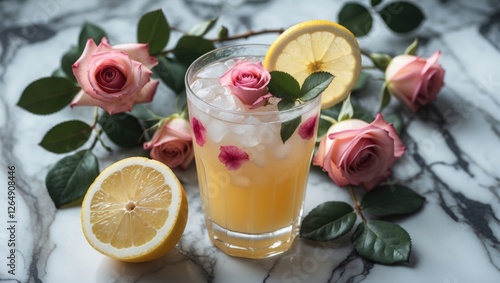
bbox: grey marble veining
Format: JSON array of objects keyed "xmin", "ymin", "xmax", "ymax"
[{"xmin": 0, "ymin": 0, "xmax": 499, "ymax": 282}]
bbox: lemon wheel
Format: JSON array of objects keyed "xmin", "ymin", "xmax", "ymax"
[
  {"xmin": 264, "ymin": 19, "xmax": 361, "ymax": 109},
  {"xmin": 81, "ymin": 157, "xmax": 188, "ymax": 262}
]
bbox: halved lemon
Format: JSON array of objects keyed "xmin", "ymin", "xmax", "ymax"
[
  {"xmin": 264, "ymin": 19, "xmax": 361, "ymax": 109},
  {"xmin": 81, "ymin": 157, "xmax": 188, "ymax": 262}
]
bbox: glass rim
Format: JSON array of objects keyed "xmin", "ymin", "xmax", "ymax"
[{"xmin": 185, "ymin": 44, "xmax": 321, "ymax": 118}]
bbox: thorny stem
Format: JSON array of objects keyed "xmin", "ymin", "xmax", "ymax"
[
  {"xmin": 349, "ymin": 186, "xmax": 367, "ymax": 222},
  {"xmin": 89, "ymin": 107, "xmax": 112, "ymax": 152},
  {"xmin": 158, "ymin": 28, "xmax": 285, "ymax": 56}
]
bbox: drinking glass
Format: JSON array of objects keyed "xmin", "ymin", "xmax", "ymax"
[{"xmin": 185, "ymin": 44, "xmax": 321, "ymax": 259}]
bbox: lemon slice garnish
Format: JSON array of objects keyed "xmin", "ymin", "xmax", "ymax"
[{"xmin": 264, "ymin": 19, "xmax": 361, "ymax": 109}]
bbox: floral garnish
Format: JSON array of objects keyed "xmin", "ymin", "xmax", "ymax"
[
  {"xmin": 219, "ymin": 60, "xmax": 271, "ymax": 106},
  {"xmin": 298, "ymin": 115, "xmax": 319, "ymax": 140},
  {"xmin": 190, "ymin": 117, "xmax": 206, "ymax": 147},
  {"xmin": 218, "ymin": 145, "xmax": 250, "ymax": 170},
  {"xmin": 71, "ymin": 37, "xmax": 159, "ymax": 115}
]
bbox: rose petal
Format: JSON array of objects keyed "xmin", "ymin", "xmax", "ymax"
[
  {"xmin": 190, "ymin": 117, "xmax": 206, "ymax": 147},
  {"xmin": 218, "ymin": 145, "xmax": 249, "ymax": 171},
  {"xmin": 298, "ymin": 115, "xmax": 318, "ymax": 140}
]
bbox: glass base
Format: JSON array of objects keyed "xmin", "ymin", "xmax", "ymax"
[{"xmin": 206, "ymin": 220, "xmax": 300, "ymax": 259}]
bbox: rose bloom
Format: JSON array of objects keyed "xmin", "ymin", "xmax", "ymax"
[
  {"xmin": 385, "ymin": 51, "xmax": 445, "ymax": 112},
  {"xmin": 143, "ymin": 117, "xmax": 194, "ymax": 169},
  {"xmin": 219, "ymin": 60, "xmax": 271, "ymax": 108},
  {"xmin": 313, "ymin": 114, "xmax": 406, "ymax": 190},
  {"xmin": 71, "ymin": 37, "xmax": 159, "ymax": 114}
]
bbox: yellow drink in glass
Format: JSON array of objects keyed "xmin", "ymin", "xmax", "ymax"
[{"xmin": 186, "ymin": 45, "xmax": 321, "ymax": 259}]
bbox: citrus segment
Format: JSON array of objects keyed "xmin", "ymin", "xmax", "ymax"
[
  {"xmin": 264, "ymin": 19, "xmax": 361, "ymax": 109},
  {"xmin": 81, "ymin": 157, "xmax": 188, "ymax": 262}
]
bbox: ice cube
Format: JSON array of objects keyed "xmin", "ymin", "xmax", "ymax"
[
  {"xmin": 230, "ymin": 174, "xmax": 251, "ymax": 188},
  {"xmin": 206, "ymin": 119, "xmax": 228, "ymax": 143},
  {"xmin": 197, "ymin": 62, "xmax": 229, "ymax": 79},
  {"xmin": 273, "ymin": 142, "xmax": 292, "ymax": 160},
  {"xmin": 247, "ymin": 146, "xmax": 267, "ymax": 168},
  {"xmin": 211, "ymin": 94, "xmax": 244, "ymax": 112},
  {"xmin": 232, "ymin": 125, "xmax": 259, "ymax": 147}
]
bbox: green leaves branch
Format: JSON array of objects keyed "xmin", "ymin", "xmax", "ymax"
[
  {"xmin": 338, "ymin": 0, "xmax": 425, "ymax": 37},
  {"xmin": 300, "ymin": 184, "xmax": 425, "ymax": 265}
]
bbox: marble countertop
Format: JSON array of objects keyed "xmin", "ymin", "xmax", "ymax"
[{"xmin": 1, "ymin": 0, "xmax": 499, "ymax": 282}]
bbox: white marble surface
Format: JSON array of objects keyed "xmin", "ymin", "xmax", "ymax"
[{"xmin": 1, "ymin": 0, "xmax": 500, "ymax": 282}]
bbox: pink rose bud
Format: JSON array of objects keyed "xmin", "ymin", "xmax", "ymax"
[
  {"xmin": 385, "ymin": 51, "xmax": 445, "ymax": 112},
  {"xmin": 313, "ymin": 114, "xmax": 406, "ymax": 190},
  {"xmin": 71, "ymin": 37, "xmax": 159, "ymax": 115},
  {"xmin": 219, "ymin": 60, "xmax": 271, "ymax": 106},
  {"xmin": 143, "ymin": 117, "xmax": 194, "ymax": 169}
]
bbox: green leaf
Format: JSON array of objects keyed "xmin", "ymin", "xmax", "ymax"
[
  {"xmin": 404, "ymin": 38, "xmax": 419, "ymax": 55},
  {"xmin": 268, "ymin": 71, "xmax": 301, "ymax": 100},
  {"xmin": 280, "ymin": 116, "xmax": 301, "ymax": 143},
  {"xmin": 371, "ymin": 0, "xmax": 383, "ymax": 7},
  {"xmin": 352, "ymin": 220, "xmax": 411, "ymax": 264},
  {"xmin": 46, "ymin": 150, "xmax": 99, "ymax": 208},
  {"xmin": 338, "ymin": 3, "xmax": 373, "ymax": 37},
  {"xmin": 378, "ymin": 82, "xmax": 391, "ymax": 112},
  {"xmin": 137, "ymin": 9, "xmax": 170, "ymax": 55},
  {"xmin": 39, "ymin": 120, "xmax": 92, "ymax": 154},
  {"xmin": 338, "ymin": 94, "xmax": 354, "ymax": 122},
  {"xmin": 78, "ymin": 22, "xmax": 107, "ymax": 50},
  {"xmin": 384, "ymin": 112, "xmax": 404, "ymax": 135},
  {"xmin": 218, "ymin": 26, "xmax": 229, "ymax": 41},
  {"xmin": 98, "ymin": 112, "xmax": 145, "ymax": 148},
  {"xmin": 61, "ymin": 45, "xmax": 80, "ymax": 81},
  {"xmin": 173, "ymin": 35, "xmax": 215, "ymax": 66},
  {"xmin": 300, "ymin": 201, "xmax": 357, "ymax": 241},
  {"xmin": 189, "ymin": 18, "xmax": 218, "ymax": 36},
  {"xmin": 360, "ymin": 184, "xmax": 425, "ymax": 217},
  {"xmin": 17, "ymin": 77, "xmax": 80, "ymax": 115},
  {"xmin": 300, "ymin": 71, "xmax": 334, "ymax": 101},
  {"xmin": 379, "ymin": 2, "xmax": 425, "ymax": 34},
  {"xmin": 352, "ymin": 71, "xmax": 368, "ymax": 92},
  {"xmin": 369, "ymin": 52, "xmax": 392, "ymax": 71},
  {"xmin": 277, "ymin": 99, "xmax": 296, "ymax": 111},
  {"xmin": 154, "ymin": 56, "xmax": 187, "ymax": 93},
  {"xmin": 352, "ymin": 103, "xmax": 374, "ymax": 123},
  {"xmin": 51, "ymin": 68, "xmax": 67, "ymax": 78}
]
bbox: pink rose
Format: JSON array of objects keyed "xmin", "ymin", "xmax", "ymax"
[
  {"xmin": 71, "ymin": 37, "xmax": 159, "ymax": 114},
  {"xmin": 219, "ymin": 60, "xmax": 271, "ymax": 107},
  {"xmin": 313, "ymin": 114, "xmax": 406, "ymax": 190},
  {"xmin": 143, "ymin": 117, "xmax": 194, "ymax": 169},
  {"xmin": 385, "ymin": 51, "xmax": 445, "ymax": 112}
]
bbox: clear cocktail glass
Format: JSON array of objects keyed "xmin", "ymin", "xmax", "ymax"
[{"xmin": 185, "ymin": 44, "xmax": 321, "ymax": 259}]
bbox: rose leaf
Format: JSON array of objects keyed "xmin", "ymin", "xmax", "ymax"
[
  {"xmin": 360, "ymin": 184, "xmax": 425, "ymax": 217},
  {"xmin": 300, "ymin": 71, "xmax": 334, "ymax": 101},
  {"xmin": 383, "ymin": 112, "xmax": 404, "ymax": 135},
  {"xmin": 300, "ymin": 201, "xmax": 357, "ymax": 241},
  {"xmin": 46, "ymin": 150, "xmax": 99, "ymax": 208},
  {"xmin": 280, "ymin": 116, "xmax": 301, "ymax": 144},
  {"xmin": 371, "ymin": 0, "xmax": 383, "ymax": 7},
  {"xmin": 268, "ymin": 70, "xmax": 301, "ymax": 100},
  {"xmin": 378, "ymin": 82, "xmax": 391, "ymax": 113},
  {"xmin": 352, "ymin": 220, "xmax": 411, "ymax": 264},
  {"xmin": 188, "ymin": 17, "xmax": 218, "ymax": 37},
  {"xmin": 173, "ymin": 35, "xmax": 215, "ymax": 66},
  {"xmin": 338, "ymin": 3, "xmax": 373, "ymax": 37},
  {"xmin": 78, "ymin": 22, "xmax": 107, "ymax": 50},
  {"xmin": 98, "ymin": 112, "xmax": 146, "ymax": 148},
  {"xmin": 39, "ymin": 120, "xmax": 93, "ymax": 154},
  {"xmin": 60, "ymin": 45, "xmax": 80, "ymax": 81},
  {"xmin": 378, "ymin": 2, "xmax": 425, "ymax": 34},
  {"xmin": 352, "ymin": 71, "xmax": 368, "ymax": 92},
  {"xmin": 337, "ymin": 94, "xmax": 354, "ymax": 122},
  {"xmin": 137, "ymin": 9, "xmax": 170, "ymax": 55},
  {"xmin": 154, "ymin": 56, "xmax": 187, "ymax": 93},
  {"xmin": 17, "ymin": 77, "xmax": 80, "ymax": 115}
]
